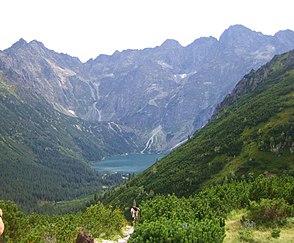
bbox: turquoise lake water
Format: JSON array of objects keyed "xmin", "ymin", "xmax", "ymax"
[{"xmin": 92, "ymin": 153, "xmax": 166, "ymax": 174}]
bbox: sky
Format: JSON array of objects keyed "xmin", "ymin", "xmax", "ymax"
[{"xmin": 0, "ymin": 0, "xmax": 293, "ymax": 62}]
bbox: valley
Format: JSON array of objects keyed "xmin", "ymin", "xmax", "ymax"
[{"xmin": 0, "ymin": 24, "xmax": 293, "ymax": 242}]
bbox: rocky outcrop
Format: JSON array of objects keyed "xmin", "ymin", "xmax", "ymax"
[
  {"xmin": 76, "ymin": 232, "xmax": 94, "ymax": 243},
  {"xmin": 215, "ymin": 49, "xmax": 294, "ymax": 113}
]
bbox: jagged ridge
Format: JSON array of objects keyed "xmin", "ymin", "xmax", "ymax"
[{"xmin": 1, "ymin": 25, "xmax": 294, "ymax": 152}]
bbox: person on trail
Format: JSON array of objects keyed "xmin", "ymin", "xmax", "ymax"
[
  {"xmin": 130, "ymin": 206, "xmax": 140, "ymax": 227},
  {"xmin": 0, "ymin": 209, "xmax": 4, "ymax": 236}
]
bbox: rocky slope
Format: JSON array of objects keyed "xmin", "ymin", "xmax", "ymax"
[
  {"xmin": 216, "ymin": 48, "xmax": 294, "ymax": 110},
  {"xmin": 1, "ymin": 25, "xmax": 294, "ymax": 152}
]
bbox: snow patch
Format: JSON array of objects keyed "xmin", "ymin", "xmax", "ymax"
[
  {"xmin": 178, "ymin": 74, "xmax": 187, "ymax": 79},
  {"xmin": 68, "ymin": 109, "xmax": 76, "ymax": 115},
  {"xmin": 157, "ymin": 60, "xmax": 173, "ymax": 69},
  {"xmin": 148, "ymin": 99, "xmax": 158, "ymax": 107},
  {"xmin": 173, "ymin": 71, "xmax": 197, "ymax": 83}
]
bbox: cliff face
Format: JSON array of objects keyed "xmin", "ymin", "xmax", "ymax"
[
  {"xmin": 1, "ymin": 25, "xmax": 294, "ymax": 152},
  {"xmin": 216, "ymin": 49, "xmax": 294, "ymax": 112}
]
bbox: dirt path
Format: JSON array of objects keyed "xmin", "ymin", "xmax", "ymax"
[{"xmin": 95, "ymin": 225, "xmax": 134, "ymax": 243}]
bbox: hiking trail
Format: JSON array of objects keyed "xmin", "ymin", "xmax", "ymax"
[{"xmin": 95, "ymin": 225, "xmax": 134, "ymax": 243}]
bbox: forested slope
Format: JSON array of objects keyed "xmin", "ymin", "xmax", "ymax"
[
  {"xmin": 102, "ymin": 50, "xmax": 294, "ymax": 208},
  {"xmin": 0, "ymin": 74, "xmax": 137, "ymax": 212}
]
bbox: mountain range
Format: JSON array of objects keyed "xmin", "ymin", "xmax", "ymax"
[
  {"xmin": 1, "ymin": 25, "xmax": 294, "ymax": 152},
  {"xmin": 1, "ymin": 24, "xmax": 294, "ymax": 209},
  {"xmin": 102, "ymin": 49, "xmax": 294, "ymax": 208}
]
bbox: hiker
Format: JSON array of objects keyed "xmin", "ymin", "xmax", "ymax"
[
  {"xmin": 0, "ymin": 209, "xmax": 4, "ymax": 236},
  {"xmin": 130, "ymin": 206, "xmax": 140, "ymax": 227}
]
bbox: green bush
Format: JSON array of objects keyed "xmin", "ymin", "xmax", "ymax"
[
  {"xmin": 79, "ymin": 202, "xmax": 125, "ymax": 238},
  {"xmin": 271, "ymin": 228, "xmax": 281, "ymax": 238},
  {"xmin": 247, "ymin": 198, "xmax": 294, "ymax": 227},
  {"xmin": 250, "ymin": 175, "xmax": 294, "ymax": 204},
  {"xmin": 130, "ymin": 217, "xmax": 225, "ymax": 243},
  {"xmin": 0, "ymin": 200, "xmax": 126, "ymax": 242}
]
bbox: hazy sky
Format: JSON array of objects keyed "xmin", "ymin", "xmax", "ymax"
[{"xmin": 0, "ymin": 0, "xmax": 293, "ymax": 62}]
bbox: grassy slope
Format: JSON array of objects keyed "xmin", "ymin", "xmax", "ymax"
[
  {"xmin": 224, "ymin": 209, "xmax": 294, "ymax": 243},
  {"xmin": 102, "ymin": 51, "xmax": 294, "ymax": 208}
]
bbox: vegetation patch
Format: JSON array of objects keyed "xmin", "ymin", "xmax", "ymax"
[
  {"xmin": 0, "ymin": 200, "xmax": 127, "ymax": 242},
  {"xmin": 129, "ymin": 175, "xmax": 293, "ymax": 242},
  {"xmin": 224, "ymin": 209, "xmax": 294, "ymax": 243}
]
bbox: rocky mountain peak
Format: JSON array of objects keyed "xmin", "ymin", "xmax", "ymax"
[
  {"xmin": 220, "ymin": 24, "xmax": 253, "ymax": 37},
  {"xmin": 274, "ymin": 29, "xmax": 294, "ymax": 46},
  {"xmin": 160, "ymin": 39, "xmax": 182, "ymax": 49},
  {"xmin": 4, "ymin": 38, "xmax": 48, "ymax": 57},
  {"xmin": 188, "ymin": 36, "xmax": 218, "ymax": 47},
  {"xmin": 219, "ymin": 24, "xmax": 265, "ymax": 46},
  {"xmin": 275, "ymin": 29, "xmax": 294, "ymax": 38},
  {"xmin": 6, "ymin": 38, "xmax": 28, "ymax": 51},
  {"xmin": 29, "ymin": 39, "xmax": 47, "ymax": 50}
]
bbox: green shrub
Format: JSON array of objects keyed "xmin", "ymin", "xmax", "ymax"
[
  {"xmin": 130, "ymin": 217, "xmax": 225, "ymax": 243},
  {"xmin": 271, "ymin": 228, "xmax": 281, "ymax": 238},
  {"xmin": 0, "ymin": 200, "xmax": 126, "ymax": 242},
  {"xmin": 248, "ymin": 198, "xmax": 294, "ymax": 227}
]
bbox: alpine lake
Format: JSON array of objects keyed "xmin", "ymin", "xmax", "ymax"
[{"xmin": 92, "ymin": 153, "xmax": 166, "ymax": 174}]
